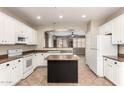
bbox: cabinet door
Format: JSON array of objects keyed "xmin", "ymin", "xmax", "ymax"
[
  {"xmin": 14, "ymin": 59, "xmax": 23, "ymax": 84},
  {"xmin": 33, "ymin": 30, "xmax": 37, "ymax": 45},
  {"xmin": 119, "ymin": 14, "xmax": 124, "ymax": 44},
  {"xmin": 4, "ymin": 15, "xmax": 15, "ymax": 44},
  {"xmin": 37, "ymin": 53, "xmax": 44, "ymax": 66},
  {"xmin": 104, "ymin": 58, "xmax": 108, "ymax": 76},
  {"xmin": 33, "ymin": 54, "xmax": 38, "ymax": 69},
  {"xmin": 10, "ymin": 59, "xmax": 23, "ymax": 85},
  {"xmin": 112, "ymin": 14, "xmax": 124, "ymax": 44},
  {"xmin": 113, "ymin": 62, "xmax": 119, "ymax": 85},
  {"xmin": 104, "ymin": 59, "xmax": 113, "ymax": 81},
  {"xmin": 112, "ymin": 18, "xmax": 119, "ymax": 44},
  {"xmin": 26, "ymin": 27, "xmax": 32, "ymax": 44},
  {"xmin": 33, "ymin": 53, "xmax": 44, "ymax": 67},
  {"xmin": 105, "ymin": 21, "xmax": 113, "ymax": 34},
  {"xmin": 0, "ymin": 66, "xmax": 12, "ymax": 86},
  {"xmin": 0, "ymin": 12, "xmax": 4, "ymax": 44}
]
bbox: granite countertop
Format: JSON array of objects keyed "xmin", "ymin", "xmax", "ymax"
[
  {"xmin": 0, "ymin": 55, "xmax": 23, "ymax": 64},
  {"xmin": 103, "ymin": 54, "xmax": 124, "ymax": 62},
  {"xmin": 46, "ymin": 55, "xmax": 80, "ymax": 61},
  {"xmin": 0, "ymin": 50, "xmax": 73, "ymax": 64}
]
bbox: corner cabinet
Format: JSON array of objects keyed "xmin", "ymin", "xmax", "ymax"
[{"xmin": 103, "ymin": 57, "xmax": 124, "ymax": 86}]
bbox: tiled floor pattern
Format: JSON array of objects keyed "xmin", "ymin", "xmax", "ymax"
[{"xmin": 17, "ymin": 56, "xmax": 113, "ymax": 86}]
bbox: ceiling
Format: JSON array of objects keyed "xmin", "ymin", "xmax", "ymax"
[{"xmin": 5, "ymin": 7, "xmax": 121, "ymax": 27}]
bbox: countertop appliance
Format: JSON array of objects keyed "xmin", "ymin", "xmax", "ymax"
[{"xmin": 86, "ymin": 35, "xmax": 118, "ymax": 77}]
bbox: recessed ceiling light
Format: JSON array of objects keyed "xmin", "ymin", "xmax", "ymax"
[
  {"xmin": 59, "ymin": 15, "xmax": 63, "ymax": 19},
  {"xmin": 36, "ymin": 16, "xmax": 41, "ymax": 19},
  {"xmin": 82, "ymin": 15, "xmax": 86, "ymax": 18}
]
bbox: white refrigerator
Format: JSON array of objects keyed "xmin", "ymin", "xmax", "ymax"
[{"xmin": 88, "ymin": 35, "xmax": 118, "ymax": 77}]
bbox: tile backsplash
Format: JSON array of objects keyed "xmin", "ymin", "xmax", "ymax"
[{"xmin": 0, "ymin": 45, "xmax": 36, "ymax": 55}]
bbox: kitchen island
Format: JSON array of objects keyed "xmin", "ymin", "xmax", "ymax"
[{"xmin": 46, "ymin": 55, "xmax": 79, "ymax": 83}]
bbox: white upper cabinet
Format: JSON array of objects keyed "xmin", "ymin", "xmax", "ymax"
[
  {"xmin": 112, "ymin": 14, "xmax": 124, "ymax": 44},
  {"xmin": 4, "ymin": 14, "xmax": 16, "ymax": 44},
  {"xmin": 100, "ymin": 13, "xmax": 124, "ymax": 44},
  {"xmin": 0, "ymin": 12, "xmax": 16, "ymax": 44},
  {"xmin": 0, "ymin": 12, "xmax": 37, "ymax": 45},
  {"xmin": 99, "ymin": 20, "xmax": 113, "ymax": 35},
  {"xmin": 0, "ymin": 12, "xmax": 4, "ymax": 44},
  {"xmin": 26, "ymin": 27, "xmax": 37, "ymax": 45}
]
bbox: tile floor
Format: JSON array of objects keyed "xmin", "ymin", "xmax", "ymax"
[{"xmin": 17, "ymin": 56, "xmax": 114, "ymax": 86}]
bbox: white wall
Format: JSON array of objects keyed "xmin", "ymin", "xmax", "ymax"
[{"xmin": 36, "ymin": 23, "xmax": 87, "ymax": 50}]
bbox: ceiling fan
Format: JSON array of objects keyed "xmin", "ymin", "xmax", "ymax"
[
  {"xmin": 71, "ymin": 32, "xmax": 75, "ymax": 37},
  {"xmin": 68, "ymin": 32, "xmax": 77, "ymax": 38}
]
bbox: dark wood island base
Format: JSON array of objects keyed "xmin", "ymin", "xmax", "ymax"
[{"xmin": 47, "ymin": 55, "xmax": 79, "ymax": 83}]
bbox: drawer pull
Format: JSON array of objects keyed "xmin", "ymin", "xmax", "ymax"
[
  {"xmin": 18, "ymin": 60, "xmax": 21, "ymax": 62},
  {"xmin": 114, "ymin": 62, "xmax": 117, "ymax": 64},
  {"xmin": 6, "ymin": 64, "xmax": 9, "ymax": 66}
]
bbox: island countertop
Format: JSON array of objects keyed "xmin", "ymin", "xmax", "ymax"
[{"xmin": 46, "ymin": 55, "xmax": 80, "ymax": 61}]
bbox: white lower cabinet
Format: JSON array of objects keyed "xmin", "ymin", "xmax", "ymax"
[
  {"xmin": 33, "ymin": 53, "xmax": 45, "ymax": 68},
  {"xmin": 0, "ymin": 58, "xmax": 23, "ymax": 86},
  {"xmin": 113, "ymin": 64, "xmax": 119, "ymax": 85},
  {"xmin": 104, "ymin": 57, "xmax": 124, "ymax": 86},
  {"xmin": 0, "ymin": 63, "xmax": 12, "ymax": 86},
  {"xmin": 104, "ymin": 59, "xmax": 113, "ymax": 81},
  {"xmin": 11, "ymin": 59, "xmax": 23, "ymax": 85}
]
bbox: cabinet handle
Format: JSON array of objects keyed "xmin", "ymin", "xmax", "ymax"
[
  {"xmin": 114, "ymin": 62, "xmax": 117, "ymax": 64},
  {"xmin": 6, "ymin": 64, "xmax": 9, "ymax": 66},
  {"xmin": 18, "ymin": 60, "xmax": 21, "ymax": 62}
]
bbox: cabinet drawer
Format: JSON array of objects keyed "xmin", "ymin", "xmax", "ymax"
[
  {"xmin": 0, "ymin": 61, "xmax": 13, "ymax": 70},
  {"xmin": 12, "ymin": 58, "xmax": 23, "ymax": 65},
  {"xmin": 104, "ymin": 57, "xmax": 119, "ymax": 65},
  {"xmin": 104, "ymin": 58, "xmax": 113, "ymax": 64},
  {"xmin": 0, "ymin": 58, "xmax": 22, "ymax": 70}
]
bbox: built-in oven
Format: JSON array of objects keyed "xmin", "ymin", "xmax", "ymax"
[{"xmin": 23, "ymin": 54, "xmax": 34, "ymax": 79}]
